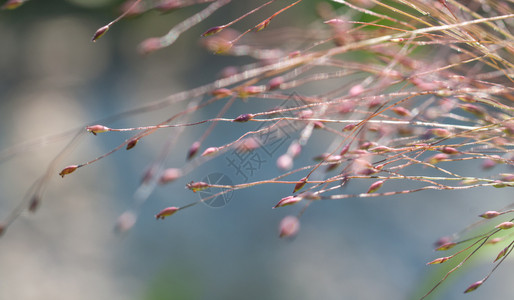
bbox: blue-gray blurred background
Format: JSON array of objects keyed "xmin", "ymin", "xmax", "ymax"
[{"xmin": 0, "ymin": 1, "xmax": 512, "ymax": 299}]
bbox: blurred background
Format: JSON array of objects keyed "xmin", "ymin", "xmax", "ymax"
[{"xmin": 0, "ymin": 1, "xmax": 512, "ymax": 299}]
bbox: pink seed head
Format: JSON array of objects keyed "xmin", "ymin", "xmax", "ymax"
[
  {"xmin": 293, "ymin": 177, "xmax": 307, "ymax": 193},
  {"xmin": 391, "ymin": 106, "xmax": 411, "ymax": 117},
  {"xmin": 481, "ymin": 159, "xmax": 496, "ymax": 170},
  {"xmin": 460, "ymin": 178, "xmax": 479, "ymax": 185},
  {"xmin": 359, "ymin": 141, "xmax": 376, "ymax": 150},
  {"xmin": 352, "ymin": 158, "xmax": 373, "ymax": 174},
  {"xmin": 325, "ymin": 155, "xmax": 342, "ymax": 163},
  {"xmin": 337, "ymin": 101, "xmax": 355, "ymax": 114},
  {"xmin": 238, "ymin": 137, "xmax": 260, "ymax": 152},
  {"xmin": 201, "ymin": 26, "xmax": 224, "ymax": 37},
  {"xmin": 287, "ymin": 142, "xmax": 302, "ymax": 158},
  {"xmin": 495, "ymin": 221, "xmax": 514, "ymax": 230},
  {"xmin": 211, "ymin": 88, "xmax": 233, "ymax": 98},
  {"xmin": 218, "ymin": 66, "xmax": 238, "ymax": 78},
  {"xmin": 460, "ymin": 104, "xmax": 486, "ymax": 119},
  {"xmin": 205, "ymin": 38, "xmax": 233, "ymax": 54},
  {"xmin": 238, "ymin": 86, "xmax": 262, "ymax": 98},
  {"xmin": 297, "ymin": 109, "xmax": 313, "ymax": 119},
  {"xmin": 479, "ymin": 211, "xmax": 500, "ymax": 219},
  {"xmin": 367, "ymin": 98, "xmax": 383, "ymax": 108},
  {"xmin": 349, "ymin": 84, "xmax": 364, "ymax": 97},
  {"xmin": 186, "ymin": 181, "xmax": 209, "ymax": 193},
  {"xmin": 279, "ymin": 216, "xmax": 300, "ymax": 238},
  {"xmin": 115, "ymin": 211, "xmax": 137, "ymax": 233},
  {"xmin": 288, "ymin": 51, "xmax": 301, "ymax": 58},
  {"xmin": 155, "ymin": 207, "xmax": 179, "ymax": 220},
  {"xmin": 434, "ymin": 236, "xmax": 452, "ymax": 248},
  {"xmin": 313, "ymin": 153, "xmax": 329, "ymax": 161},
  {"xmin": 86, "ymin": 124, "xmax": 110, "ymax": 135},
  {"xmin": 427, "ymin": 256, "xmax": 451, "ymax": 265},
  {"xmin": 59, "ymin": 165, "xmax": 78, "ymax": 178},
  {"xmin": 494, "ymin": 246, "xmax": 508, "ymax": 262},
  {"xmin": 255, "ymin": 19, "xmax": 271, "ymax": 32},
  {"xmin": 431, "ymin": 128, "xmax": 451, "ymax": 138},
  {"xmin": 267, "ymin": 76, "xmax": 284, "ymax": 90},
  {"xmin": 138, "ymin": 37, "xmax": 163, "ymax": 55},
  {"xmin": 277, "ymin": 154, "xmax": 293, "ymax": 171},
  {"xmin": 464, "ymin": 280, "xmax": 483, "ymax": 294},
  {"xmin": 92, "ymin": 25, "xmax": 110, "ymax": 42},
  {"xmin": 500, "ymin": 173, "xmax": 514, "ymax": 182},
  {"xmin": 126, "ymin": 138, "xmax": 139, "ymax": 150},
  {"xmin": 28, "ymin": 196, "xmax": 40, "ymax": 213},
  {"xmin": 340, "ymin": 144, "xmax": 350, "ymax": 156},
  {"xmin": 367, "ymin": 180, "xmax": 384, "ymax": 193},
  {"xmin": 313, "ymin": 121, "xmax": 325, "ymax": 129},
  {"xmin": 159, "ymin": 168, "xmax": 182, "ymax": 184},
  {"xmin": 187, "ymin": 141, "xmax": 201, "ymax": 160},
  {"xmin": 342, "ymin": 123, "xmax": 357, "ymax": 132},
  {"xmin": 427, "ymin": 153, "xmax": 449, "ymax": 165},
  {"xmin": 487, "ymin": 237, "xmax": 502, "ymax": 245},
  {"xmin": 370, "ymin": 146, "xmax": 392, "ymax": 153},
  {"xmin": 233, "ymin": 114, "xmax": 254, "ymax": 122},
  {"xmin": 502, "ymin": 121, "xmax": 514, "ymax": 136},
  {"xmin": 273, "ymin": 196, "xmax": 301, "ymax": 209},
  {"xmin": 350, "ymin": 149, "xmax": 369, "ymax": 155},
  {"xmin": 324, "ymin": 18, "xmax": 345, "ymax": 25},
  {"xmin": 201, "ymin": 147, "xmax": 219, "ymax": 157},
  {"xmin": 441, "ymin": 146, "xmax": 459, "ymax": 155},
  {"xmin": 435, "ymin": 242, "xmax": 457, "ymax": 251},
  {"xmin": 141, "ymin": 166, "xmax": 155, "ymax": 184}
]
